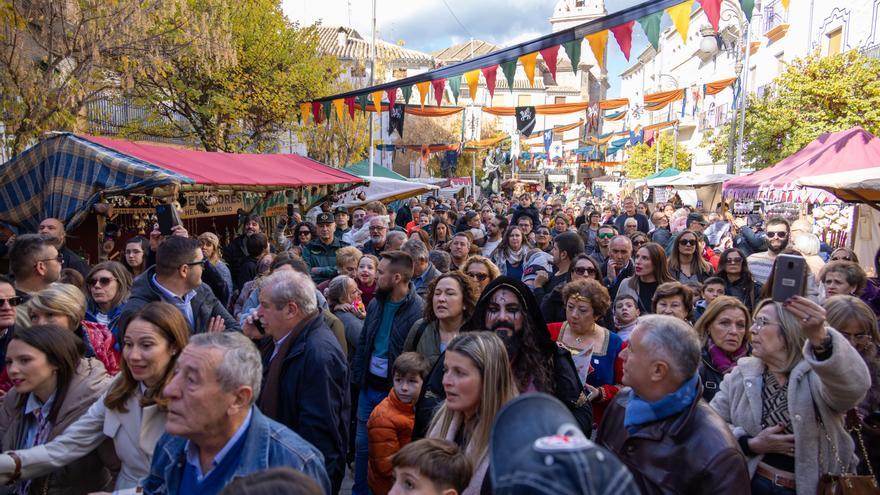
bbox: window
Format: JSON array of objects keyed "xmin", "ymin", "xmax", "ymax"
[
  {"xmin": 492, "ymin": 94, "xmax": 507, "ymax": 107},
  {"xmin": 554, "ymin": 96, "xmax": 566, "ymax": 104},
  {"xmin": 517, "ymin": 94, "xmax": 532, "ymax": 106},
  {"xmin": 775, "ymin": 52, "xmax": 785, "ymax": 75},
  {"xmin": 827, "ymin": 28, "xmax": 843, "ymax": 56}
]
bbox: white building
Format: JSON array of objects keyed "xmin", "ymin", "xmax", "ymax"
[{"xmin": 618, "ymin": 0, "xmax": 880, "ymax": 175}]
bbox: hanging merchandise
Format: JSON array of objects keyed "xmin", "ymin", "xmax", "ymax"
[
  {"xmin": 515, "ymin": 106, "xmax": 537, "ymax": 137},
  {"xmin": 388, "ymin": 104, "xmax": 406, "ymax": 138},
  {"xmin": 544, "ymin": 131, "xmax": 553, "ymax": 154}
]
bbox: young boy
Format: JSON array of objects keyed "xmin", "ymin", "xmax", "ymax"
[
  {"xmin": 613, "ymin": 294, "xmax": 640, "ymax": 342},
  {"xmin": 693, "ymin": 276, "xmax": 726, "ymax": 322},
  {"xmin": 389, "ymin": 439, "xmax": 472, "ymax": 495},
  {"xmin": 368, "ymin": 352, "xmax": 430, "ymax": 495}
]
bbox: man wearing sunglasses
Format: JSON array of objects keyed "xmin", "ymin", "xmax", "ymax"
[
  {"xmin": 588, "ymin": 225, "xmax": 617, "ymax": 267},
  {"xmin": 124, "ymin": 236, "xmax": 239, "ymax": 334},
  {"xmin": 8, "ymin": 234, "xmax": 62, "ymax": 328},
  {"xmin": 746, "ymin": 217, "xmax": 791, "ymax": 285}
]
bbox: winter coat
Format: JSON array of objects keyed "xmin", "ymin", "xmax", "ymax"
[
  {"xmin": 367, "ymin": 389, "xmax": 415, "ymax": 495},
  {"xmin": 79, "ymin": 321, "xmax": 120, "ymax": 376},
  {"xmin": 403, "ymin": 319, "xmax": 443, "ymax": 369},
  {"xmin": 709, "ymin": 328, "xmax": 872, "ymax": 495},
  {"xmin": 302, "ymin": 237, "xmax": 349, "ymax": 284}
]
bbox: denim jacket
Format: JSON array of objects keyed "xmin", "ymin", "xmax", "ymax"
[{"xmin": 141, "ymin": 407, "xmax": 330, "ymax": 494}]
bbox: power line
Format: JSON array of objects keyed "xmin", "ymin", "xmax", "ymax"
[{"xmin": 440, "ymin": 0, "xmax": 474, "ymax": 40}]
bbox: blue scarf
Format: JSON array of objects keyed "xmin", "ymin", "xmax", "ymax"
[{"xmin": 623, "ymin": 374, "xmax": 699, "ymax": 434}]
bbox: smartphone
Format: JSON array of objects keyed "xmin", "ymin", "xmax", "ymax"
[
  {"xmin": 771, "ymin": 254, "xmax": 808, "ymax": 303},
  {"xmin": 155, "ymin": 204, "xmax": 181, "ymax": 236},
  {"xmin": 253, "ymin": 318, "xmax": 265, "ymax": 335},
  {"xmin": 287, "ymin": 203, "xmax": 295, "ymax": 217}
]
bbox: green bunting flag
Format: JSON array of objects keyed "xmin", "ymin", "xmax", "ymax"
[
  {"xmin": 321, "ymin": 100, "xmax": 332, "ymax": 122},
  {"xmin": 401, "ymin": 85, "xmax": 413, "ymax": 105},
  {"xmin": 740, "ymin": 0, "xmax": 755, "ymax": 22},
  {"xmin": 500, "ymin": 59, "xmax": 517, "ymax": 93},
  {"xmin": 448, "ymin": 75, "xmax": 462, "ymax": 103},
  {"xmin": 356, "ymin": 94, "xmax": 368, "ymax": 112},
  {"xmin": 562, "ymin": 39, "xmax": 582, "ymax": 74},
  {"xmin": 638, "ymin": 12, "xmax": 663, "ymax": 50}
]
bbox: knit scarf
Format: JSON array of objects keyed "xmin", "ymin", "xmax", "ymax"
[
  {"xmin": 502, "ymin": 245, "xmax": 529, "ymax": 266},
  {"xmin": 708, "ymin": 341, "xmax": 749, "ymax": 374},
  {"xmin": 624, "ymin": 374, "xmax": 699, "ymax": 434}
]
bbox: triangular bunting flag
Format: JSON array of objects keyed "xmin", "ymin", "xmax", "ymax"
[
  {"xmin": 500, "ymin": 60, "xmax": 517, "ymax": 93},
  {"xmin": 332, "ymin": 99, "xmax": 345, "ymax": 121},
  {"xmin": 371, "ymin": 91, "xmax": 384, "ymax": 113},
  {"xmin": 321, "ymin": 101, "xmax": 332, "ymax": 123},
  {"xmin": 481, "ymin": 65, "xmax": 499, "ymax": 98},
  {"xmin": 781, "ymin": 0, "xmax": 789, "ymax": 10},
  {"xmin": 344, "ymin": 97, "xmax": 356, "ymax": 120},
  {"xmin": 519, "ymin": 53, "xmax": 538, "ymax": 87},
  {"xmin": 449, "ymin": 76, "xmax": 462, "ymax": 103},
  {"xmin": 431, "ymin": 79, "xmax": 446, "ymax": 107},
  {"xmin": 401, "ymin": 85, "xmax": 413, "ymax": 105},
  {"xmin": 638, "ymin": 12, "xmax": 663, "ymax": 50},
  {"xmin": 562, "ymin": 39, "xmax": 582, "ymax": 74},
  {"xmin": 740, "ymin": 0, "xmax": 755, "ymax": 22},
  {"xmin": 415, "ymin": 81, "xmax": 431, "ymax": 108},
  {"xmin": 311, "ymin": 101, "xmax": 322, "ymax": 123},
  {"xmin": 539, "ymin": 45, "xmax": 560, "ymax": 81},
  {"xmin": 385, "ymin": 88, "xmax": 397, "ymax": 111},
  {"xmin": 464, "ymin": 70, "xmax": 480, "ymax": 101},
  {"xmin": 357, "ymin": 94, "xmax": 368, "ymax": 112},
  {"xmin": 299, "ymin": 102, "xmax": 311, "ymax": 124},
  {"xmin": 698, "ymin": 0, "xmax": 722, "ymax": 32},
  {"xmin": 666, "ymin": 1, "xmax": 694, "ymax": 43},
  {"xmin": 585, "ymin": 30, "xmax": 608, "ymax": 70},
  {"xmin": 609, "ymin": 21, "xmax": 635, "ymax": 61}
]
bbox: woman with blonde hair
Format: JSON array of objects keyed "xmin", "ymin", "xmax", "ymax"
[
  {"xmin": 461, "ymin": 255, "xmax": 500, "ymax": 294},
  {"xmin": 28, "ymin": 282, "xmax": 119, "ymax": 375},
  {"xmin": 428, "ymin": 332, "xmax": 518, "ymax": 494},
  {"xmin": 694, "ymin": 296, "xmax": 751, "ymax": 402},
  {"xmin": 198, "ymin": 232, "xmax": 233, "ymax": 306}
]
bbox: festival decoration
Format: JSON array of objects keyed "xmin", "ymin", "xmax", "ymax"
[
  {"xmin": 562, "ymin": 39, "xmax": 582, "ymax": 74},
  {"xmin": 610, "ymin": 21, "xmax": 636, "ymax": 61},
  {"xmin": 638, "ymin": 12, "xmax": 663, "ymax": 50},
  {"xmin": 519, "ymin": 52, "xmax": 539, "ymax": 87},
  {"xmin": 540, "ymin": 45, "xmax": 560, "ymax": 81},
  {"xmin": 666, "ymin": 1, "xmax": 694, "ymax": 43},
  {"xmin": 586, "ymin": 30, "xmax": 608, "ymax": 70},
  {"xmin": 416, "ymin": 81, "xmax": 431, "ymax": 108},
  {"xmin": 481, "ymin": 65, "xmax": 499, "ymax": 99},
  {"xmin": 431, "ymin": 79, "xmax": 446, "ymax": 107},
  {"xmin": 697, "ymin": 0, "xmax": 722, "ymax": 32}
]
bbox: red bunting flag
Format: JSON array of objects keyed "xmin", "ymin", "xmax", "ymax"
[
  {"xmin": 698, "ymin": 0, "xmax": 722, "ymax": 32},
  {"xmin": 481, "ymin": 65, "xmax": 499, "ymax": 99},
  {"xmin": 385, "ymin": 88, "xmax": 397, "ymax": 111},
  {"xmin": 344, "ymin": 97, "xmax": 356, "ymax": 119},
  {"xmin": 540, "ymin": 45, "xmax": 560, "ymax": 81},
  {"xmin": 431, "ymin": 78, "xmax": 446, "ymax": 107},
  {"xmin": 311, "ymin": 101, "xmax": 322, "ymax": 124},
  {"xmin": 609, "ymin": 21, "xmax": 636, "ymax": 61}
]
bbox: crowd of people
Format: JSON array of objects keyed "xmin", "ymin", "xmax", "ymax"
[{"xmin": 0, "ymin": 188, "xmax": 876, "ymax": 495}]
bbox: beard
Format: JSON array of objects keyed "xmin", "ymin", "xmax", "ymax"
[
  {"xmin": 490, "ymin": 320, "xmax": 522, "ymax": 358},
  {"xmin": 769, "ymin": 239, "xmax": 788, "ymax": 254}
]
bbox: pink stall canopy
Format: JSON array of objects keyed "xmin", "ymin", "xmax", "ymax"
[{"xmin": 723, "ymin": 127, "xmax": 880, "ymax": 202}]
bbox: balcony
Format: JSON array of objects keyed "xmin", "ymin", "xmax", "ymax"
[{"xmin": 763, "ymin": 4, "xmax": 789, "ymax": 43}]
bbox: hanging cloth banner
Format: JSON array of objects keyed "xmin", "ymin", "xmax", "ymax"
[
  {"xmin": 415, "ymin": 81, "xmax": 430, "ymax": 108},
  {"xmin": 500, "ymin": 59, "xmax": 517, "ymax": 93},
  {"xmin": 431, "ymin": 79, "xmax": 446, "ymax": 107},
  {"xmin": 540, "ymin": 45, "xmax": 560, "ymax": 81},
  {"xmin": 585, "ymin": 30, "xmax": 608, "ymax": 70},
  {"xmin": 481, "ymin": 65, "xmax": 499, "ymax": 99},
  {"xmin": 544, "ymin": 131, "xmax": 553, "ymax": 153},
  {"xmin": 448, "ymin": 76, "xmax": 462, "ymax": 103},
  {"xmin": 515, "ymin": 106, "xmax": 537, "ymax": 137},
  {"xmin": 519, "ymin": 52, "xmax": 539, "ymax": 87},
  {"xmin": 638, "ymin": 12, "xmax": 663, "ymax": 50},
  {"xmin": 364, "ymin": 104, "xmax": 464, "ymax": 117},
  {"xmin": 704, "ymin": 77, "xmax": 737, "ymax": 96},
  {"xmin": 464, "ymin": 70, "xmax": 480, "ymax": 101},
  {"xmin": 401, "ymin": 85, "xmax": 413, "ymax": 105},
  {"xmin": 740, "ymin": 0, "xmax": 755, "ymax": 22},
  {"xmin": 644, "ymin": 88, "xmax": 685, "ymax": 111},
  {"xmin": 482, "ymin": 102, "xmax": 589, "ymax": 116},
  {"xmin": 388, "ymin": 104, "xmax": 406, "ymax": 138},
  {"xmin": 299, "ymin": 102, "xmax": 311, "ymax": 124},
  {"xmin": 666, "ymin": 0, "xmax": 694, "ymax": 43},
  {"xmin": 562, "ymin": 39, "xmax": 582, "ymax": 74},
  {"xmin": 609, "ymin": 21, "xmax": 635, "ymax": 61},
  {"xmin": 642, "ymin": 119, "xmax": 679, "ymax": 134},
  {"xmin": 345, "ymin": 97, "xmax": 357, "ymax": 120},
  {"xmin": 603, "ymin": 110, "xmax": 627, "ymax": 121},
  {"xmin": 697, "ymin": 0, "xmax": 722, "ymax": 32},
  {"xmin": 385, "ymin": 88, "xmax": 397, "ymax": 111},
  {"xmin": 404, "ymin": 144, "xmax": 459, "ymax": 153},
  {"xmin": 332, "ymin": 99, "xmax": 345, "ymax": 121},
  {"xmin": 463, "ymin": 135, "xmax": 507, "ymax": 150},
  {"xmin": 599, "ymin": 98, "xmax": 629, "ymax": 110}
]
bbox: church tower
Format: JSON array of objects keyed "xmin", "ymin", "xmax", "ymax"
[{"xmin": 549, "ymin": 0, "xmax": 608, "ymax": 108}]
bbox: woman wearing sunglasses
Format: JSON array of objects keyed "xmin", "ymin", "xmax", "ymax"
[
  {"xmin": 84, "ymin": 261, "xmax": 133, "ymax": 349},
  {"xmin": 0, "ymin": 275, "xmax": 21, "ymax": 394},
  {"xmin": 539, "ymin": 254, "xmax": 601, "ymax": 324},
  {"xmin": 716, "ymin": 248, "xmax": 762, "ymax": 312},
  {"xmin": 461, "ymin": 255, "xmax": 500, "ymax": 294},
  {"xmin": 534, "ymin": 226, "xmax": 553, "ymax": 253},
  {"xmin": 669, "ymin": 230, "xmax": 715, "ymax": 283},
  {"xmin": 291, "ymin": 221, "xmax": 316, "ymax": 247}
]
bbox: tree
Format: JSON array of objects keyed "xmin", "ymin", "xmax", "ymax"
[
  {"xmin": 703, "ymin": 51, "xmax": 880, "ymax": 169},
  {"xmin": 295, "ymin": 86, "xmax": 370, "ymax": 167},
  {"xmin": 124, "ymin": 0, "xmax": 338, "ymax": 152},
  {"xmin": 625, "ymin": 133, "xmax": 691, "ymax": 178},
  {"xmin": 0, "ymin": 0, "xmax": 198, "ymax": 155}
]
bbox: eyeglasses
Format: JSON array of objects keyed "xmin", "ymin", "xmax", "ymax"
[
  {"xmin": 597, "ymin": 233, "xmax": 615, "ymax": 239},
  {"xmin": 185, "ymin": 258, "xmax": 208, "ymax": 268},
  {"xmin": 0, "ymin": 297, "xmax": 23, "ymax": 307},
  {"xmin": 36, "ymin": 254, "xmax": 64, "ymax": 265},
  {"xmin": 298, "ymin": 230, "xmax": 312, "ymax": 236},
  {"xmin": 766, "ymin": 231, "xmax": 788, "ymax": 239},
  {"xmin": 842, "ymin": 332, "xmax": 872, "ymax": 344},
  {"xmin": 88, "ymin": 276, "xmax": 115, "ymax": 287},
  {"xmin": 574, "ymin": 266, "xmax": 597, "ymax": 276},
  {"xmin": 830, "ymin": 256, "xmax": 852, "ymax": 262},
  {"xmin": 725, "ymin": 257, "xmax": 743, "ymax": 264},
  {"xmin": 632, "ymin": 239, "xmax": 646, "ymax": 247},
  {"xmin": 751, "ymin": 317, "xmax": 778, "ymax": 330},
  {"xmin": 467, "ymin": 272, "xmax": 489, "ymax": 282},
  {"xmin": 678, "ymin": 239, "xmax": 697, "ymax": 246},
  {"xmin": 369, "ymin": 226, "xmax": 387, "ymax": 232}
]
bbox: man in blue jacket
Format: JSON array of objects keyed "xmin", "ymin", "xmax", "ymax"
[
  {"xmin": 252, "ymin": 269, "xmax": 349, "ymax": 494},
  {"xmin": 350, "ymin": 250, "xmax": 424, "ymax": 495},
  {"xmin": 142, "ymin": 332, "xmax": 330, "ymax": 495}
]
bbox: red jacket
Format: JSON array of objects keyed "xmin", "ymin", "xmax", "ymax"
[{"xmin": 367, "ymin": 389, "xmax": 415, "ymax": 495}]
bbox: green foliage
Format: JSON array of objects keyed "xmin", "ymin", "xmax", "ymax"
[
  {"xmin": 295, "ymin": 82, "xmax": 369, "ymax": 167},
  {"xmin": 625, "ymin": 133, "xmax": 692, "ymax": 179},
  {"xmin": 704, "ymin": 51, "xmax": 880, "ymax": 169}
]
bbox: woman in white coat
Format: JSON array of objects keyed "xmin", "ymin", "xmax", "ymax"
[
  {"xmin": 0, "ymin": 302, "xmax": 189, "ymax": 493},
  {"xmin": 710, "ymin": 296, "xmax": 871, "ymax": 495}
]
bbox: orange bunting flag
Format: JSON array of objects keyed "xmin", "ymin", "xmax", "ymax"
[
  {"xmin": 416, "ymin": 81, "xmax": 431, "ymax": 108},
  {"xmin": 540, "ymin": 45, "xmax": 560, "ymax": 81},
  {"xmin": 332, "ymin": 99, "xmax": 345, "ymax": 121},
  {"xmin": 519, "ymin": 52, "xmax": 539, "ymax": 87},
  {"xmin": 586, "ymin": 30, "xmax": 608, "ymax": 70},
  {"xmin": 666, "ymin": 0, "xmax": 694, "ymax": 43},
  {"xmin": 299, "ymin": 103, "xmax": 311, "ymax": 124},
  {"xmin": 371, "ymin": 91, "xmax": 384, "ymax": 113},
  {"xmin": 431, "ymin": 78, "xmax": 446, "ymax": 107},
  {"xmin": 464, "ymin": 70, "xmax": 481, "ymax": 101},
  {"xmin": 781, "ymin": 0, "xmax": 790, "ymax": 10}
]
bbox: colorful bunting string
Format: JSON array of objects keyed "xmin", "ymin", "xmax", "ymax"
[
  {"xmin": 540, "ymin": 45, "xmax": 560, "ymax": 81},
  {"xmin": 609, "ymin": 21, "xmax": 636, "ymax": 61},
  {"xmin": 332, "ymin": 99, "xmax": 345, "ymax": 122},
  {"xmin": 448, "ymin": 76, "xmax": 462, "ymax": 104},
  {"xmin": 519, "ymin": 53, "xmax": 539, "ymax": 87},
  {"xmin": 311, "ymin": 102, "xmax": 322, "ymax": 123},
  {"xmin": 401, "ymin": 85, "xmax": 413, "ymax": 105},
  {"xmin": 299, "ymin": 102, "xmax": 311, "ymax": 124},
  {"xmin": 638, "ymin": 12, "xmax": 663, "ymax": 50},
  {"xmin": 431, "ymin": 78, "xmax": 446, "ymax": 107},
  {"xmin": 698, "ymin": 0, "xmax": 722, "ymax": 33},
  {"xmin": 586, "ymin": 30, "xmax": 608, "ymax": 70},
  {"xmin": 464, "ymin": 70, "xmax": 480, "ymax": 101},
  {"xmin": 562, "ymin": 39, "xmax": 581, "ymax": 74},
  {"xmin": 666, "ymin": 1, "xmax": 693, "ymax": 43},
  {"xmin": 321, "ymin": 101, "xmax": 332, "ymax": 123},
  {"xmin": 500, "ymin": 59, "xmax": 517, "ymax": 93},
  {"xmin": 357, "ymin": 94, "xmax": 368, "ymax": 112},
  {"xmin": 415, "ymin": 81, "xmax": 431, "ymax": 108},
  {"xmin": 481, "ymin": 65, "xmax": 499, "ymax": 99}
]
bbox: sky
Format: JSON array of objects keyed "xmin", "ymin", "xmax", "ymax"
[{"xmin": 280, "ymin": 0, "xmax": 665, "ymax": 97}]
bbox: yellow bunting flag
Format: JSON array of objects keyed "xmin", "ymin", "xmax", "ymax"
[
  {"xmin": 519, "ymin": 52, "xmax": 539, "ymax": 87},
  {"xmin": 464, "ymin": 70, "xmax": 481, "ymax": 101},
  {"xmin": 666, "ymin": 0, "xmax": 694, "ymax": 43},
  {"xmin": 781, "ymin": 0, "xmax": 789, "ymax": 9},
  {"xmin": 371, "ymin": 91, "xmax": 384, "ymax": 113},
  {"xmin": 415, "ymin": 81, "xmax": 431, "ymax": 108},
  {"xmin": 332, "ymin": 99, "xmax": 345, "ymax": 121},
  {"xmin": 585, "ymin": 31, "xmax": 608, "ymax": 70},
  {"xmin": 299, "ymin": 103, "xmax": 311, "ymax": 124}
]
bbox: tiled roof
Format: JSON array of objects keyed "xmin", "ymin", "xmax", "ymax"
[
  {"xmin": 315, "ymin": 26, "xmax": 434, "ymax": 66},
  {"xmin": 433, "ymin": 40, "xmax": 501, "ymax": 63}
]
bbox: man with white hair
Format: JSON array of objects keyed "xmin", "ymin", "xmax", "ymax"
[
  {"xmin": 362, "ymin": 216, "xmax": 389, "ymax": 256},
  {"xmin": 597, "ymin": 315, "xmax": 749, "ymax": 494},
  {"xmin": 141, "ymin": 332, "xmax": 331, "ymax": 494},
  {"xmin": 254, "ymin": 269, "xmax": 349, "ymax": 494}
]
